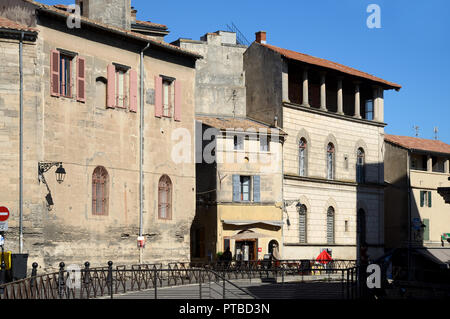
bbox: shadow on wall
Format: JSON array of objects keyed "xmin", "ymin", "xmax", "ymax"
[
  {"xmin": 190, "ymin": 121, "xmax": 218, "ymax": 262},
  {"xmin": 383, "ymin": 147, "xmax": 450, "ymax": 284},
  {"xmin": 355, "ymin": 160, "xmax": 384, "ymax": 265}
]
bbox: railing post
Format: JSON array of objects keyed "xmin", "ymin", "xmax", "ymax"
[
  {"xmin": 83, "ymin": 262, "xmax": 90, "ymax": 299},
  {"xmin": 58, "ymin": 262, "xmax": 65, "ymax": 299},
  {"xmin": 223, "ymin": 274, "xmax": 225, "ymax": 299},
  {"xmin": 199, "ymin": 269, "xmax": 202, "ymax": 299},
  {"xmin": 107, "ymin": 261, "xmax": 113, "ymax": 299},
  {"xmin": 30, "ymin": 262, "xmax": 38, "ymax": 298},
  {"xmin": 154, "ymin": 268, "xmax": 157, "ymax": 299}
]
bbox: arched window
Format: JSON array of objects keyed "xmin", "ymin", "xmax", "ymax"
[
  {"xmin": 299, "ymin": 138, "xmax": 307, "ymax": 177},
  {"xmin": 356, "ymin": 148, "xmax": 365, "ymax": 183},
  {"xmin": 298, "ymin": 204, "xmax": 307, "ymax": 243},
  {"xmin": 92, "ymin": 166, "xmax": 109, "ymax": 216},
  {"xmin": 158, "ymin": 175, "xmax": 172, "ymax": 220},
  {"xmin": 327, "ymin": 143, "xmax": 335, "ymax": 180},
  {"xmin": 327, "ymin": 206, "xmax": 335, "ymax": 244}
]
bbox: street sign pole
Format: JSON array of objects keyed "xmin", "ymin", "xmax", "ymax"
[{"xmin": 0, "ymin": 233, "xmax": 5, "ymax": 288}]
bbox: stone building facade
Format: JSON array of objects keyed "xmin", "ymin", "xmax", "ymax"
[
  {"xmin": 176, "ymin": 32, "xmax": 284, "ymax": 262},
  {"xmin": 244, "ymin": 31, "xmax": 402, "ymax": 261},
  {"xmin": 384, "ymin": 135, "xmax": 450, "ymax": 250},
  {"xmin": 0, "ymin": 0, "xmax": 200, "ymax": 271}
]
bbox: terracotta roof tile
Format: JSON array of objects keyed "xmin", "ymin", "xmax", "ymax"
[
  {"xmin": 385, "ymin": 134, "xmax": 450, "ymax": 155},
  {"xmin": 135, "ymin": 20, "xmax": 167, "ymax": 30},
  {"xmin": 196, "ymin": 116, "xmax": 287, "ymax": 136},
  {"xmin": 260, "ymin": 43, "xmax": 401, "ymax": 90},
  {"xmin": 0, "ymin": 16, "xmax": 37, "ymax": 32},
  {"xmin": 23, "ymin": 0, "xmax": 201, "ymax": 59}
]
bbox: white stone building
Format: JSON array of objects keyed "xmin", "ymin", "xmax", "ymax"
[{"xmin": 244, "ymin": 31, "xmax": 402, "ymax": 262}]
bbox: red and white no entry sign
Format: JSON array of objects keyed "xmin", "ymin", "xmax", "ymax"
[{"xmin": 0, "ymin": 206, "xmax": 10, "ymax": 222}]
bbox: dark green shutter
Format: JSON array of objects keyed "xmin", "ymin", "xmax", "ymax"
[
  {"xmin": 253, "ymin": 175, "xmax": 260, "ymax": 203},
  {"xmin": 232, "ymin": 175, "xmax": 240, "ymax": 202},
  {"xmin": 428, "ymin": 191, "xmax": 432, "ymax": 207},
  {"xmin": 420, "ymin": 191, "xmax": 424, "ymax": 207},
  {"xmin": 423, "ymin": 219, "xmax": 430, "ymax": 241}
]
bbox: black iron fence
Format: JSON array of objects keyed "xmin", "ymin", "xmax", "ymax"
[{"xmin": 0, "ymin": 260, "xmax": 360, "ymax": 300}]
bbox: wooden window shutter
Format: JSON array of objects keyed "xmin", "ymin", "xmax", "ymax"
[
  {"xmin": 423, "ymin": 219, "xmax": 430, "ymax": 241},
  {"xmin": 77, "ymin": 56, "xmax": 86, "ymax": 102},
  {"xmin": 154, "ymin": 76, "xmax": 163, "ymax": 117},
  {"xmin": 420, "ymin": 191, "xmax": 424, "ymax": 207},
  {"xmin": 428, "ymin": 191, "xmax": 432, "ymax": 208},
  {"xmin": 253, "ymin": 175, "xmax": 260, "ymax": 202},
  {"xmin": 174, "ymin": 80, "xmax": 182, "ymax": 121},
  {"xmin": 106, "ymin": 64, "xmax": 116, "ymax": 108},
  {"xmin": 129, "ymin": 69, "xmax": 138, "ymax": 113},
  {"xmin": 232, "ymin": 175, "xmax": 240, "ymax": 202},
  {"xmin": 50, "ymin": 50, "xmax": 60, "ymax": 97}
]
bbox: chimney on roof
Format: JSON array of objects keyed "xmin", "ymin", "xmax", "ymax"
[
  {"xmin": 75, "ymin": 0, "xmax": 132, "ymax": 30},
  {"xmin": 255, "ymin": 31, "xmax": 266, "ymax": 44},
  {"xmin": 131, "ymin": 7, "xmax": 137, "ymax": 23}
]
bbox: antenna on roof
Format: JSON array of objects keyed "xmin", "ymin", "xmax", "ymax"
[
  {"xmin": 434, "ymin": 127, "xmax": 439, "ymax": 140},
  {"xmin": 413, "ymin": 125, "xmax": 420, "ymax": 137},
  {"xmin": 226, "ymin": 22, "xmax": 251, "ymax": 46}
]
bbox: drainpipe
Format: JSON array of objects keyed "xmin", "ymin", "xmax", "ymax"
[
  {"xmin": 139, "ymin": 43, "xmax": 150, "ymax": 264},
  {"xmin": 19, "ymin": 32, "xmax": 24, "ymax": 254}
]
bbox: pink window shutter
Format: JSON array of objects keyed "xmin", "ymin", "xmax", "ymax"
[
  {"xmin": 174, "ymin": 80, "xmax": 182, "ymax": 122},
  {"xmin": 107, "ymin": 64, "xmax": 116, "ymax": 108},
  {"xmin": 77, "ymin": 56, "xmax": 86, "ymax": 102},
  {"xmin": 154, "ymin": 75, "xmax": 163, "ymax": 118},
  {"xmin": 129, "ymin": 69, "xmax": 138, "ymax": 113},
  {"xmin": 50, "ymin": 50, "xmax": 60, "ymax": 97}
]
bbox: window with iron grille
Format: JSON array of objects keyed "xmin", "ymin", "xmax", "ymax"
[
  {"xmin": 299, "ymin": 138, "xmax": 307, "ymax": 177},
  {"xmin": 92, "ymin": 166, "xmax": 109, "ymax": 216},
  {"xmin": 356, "ymin": 148, "xmax": 365, "ymax": 183},
  {"xmin": 327, "ymin": 143, "xmax": 335, "ymax": 180},
  {"xmin": 298, "ymin": 204, "xmax": 307, "ymax": 243},
  {"xmin": 158, "ymin": 175, "xmax": 172, "ymax": 219},
  {"xmin": 327, "ymin": 206, "xmax": 335, "ymax": 244}
]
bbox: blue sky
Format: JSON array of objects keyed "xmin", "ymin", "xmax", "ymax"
[{"xmin": 42, "ymin": 0, "xmax": 450, "ymax": 143}]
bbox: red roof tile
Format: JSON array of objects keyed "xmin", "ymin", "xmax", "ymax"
[
  {"xmin": 135, "ymin": 20, "xmax": 167, "ymax": 30},
  {"xmin": 0, "ymin": 16, "xmax": 37, "ymax": 32},
  {"xmin": 23, "ymin": 0, "xmax": 201, "ymax": 59},
  {"xmin": 385, "ymin": 134, "xmax": 450, "ymax": 155},
  {"xmin": 260, "ymin": 42, "xmax": 401, "ymax": 90},
  {"xmin": 196, "ymin": 116, "xmax": 287, "ymax": 136}
]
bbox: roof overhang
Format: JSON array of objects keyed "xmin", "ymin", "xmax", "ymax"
[
  {"xmin": 222, "ymin": 220, "xmax": 283, "ymax": 227},
  {"xmin": 23, "ymin": 0, "xmax": 201, "ymax": 59}
]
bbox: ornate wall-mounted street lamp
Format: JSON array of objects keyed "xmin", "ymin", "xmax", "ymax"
[{"xmin": 38, "ymin": 162, "xmax": 66, "ymax": 211}]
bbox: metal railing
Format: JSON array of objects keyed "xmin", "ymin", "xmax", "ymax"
[{"xmin": 0, "ymin": 260, "xmax": 360, "ymax": 300}]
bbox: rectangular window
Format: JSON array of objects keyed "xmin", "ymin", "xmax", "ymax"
[
  {"xmin": 260, "ymin": 136, "xmax": 270, "ymax": 152},
  {"xmin": 234, "ymin": 135, "xmax": 244, "ymax": 150},
  {"xmin": 163, "ymin": 79, "xmax": 173, "ymax": 117},
  {"xmin": 59, "ymin": 55, "xmax": 73, "ymax": 98},
  {"xmin": 420, "ymin": 190, "xmax": 432, "ymax": 207},
  {"xmin": 365, "ymin": 100, "xmax": 373, "ymax": 120},
  {"xmin": 240, "ymin": 176, "xmax": 251, "ymax": 202},
  {"xmin": 114, "ymin": 66, "xmax": 129, "ymax": 108}
]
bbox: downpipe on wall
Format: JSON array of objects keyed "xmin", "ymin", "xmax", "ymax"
[
  {"xmin": 139, "ymin": 43, "xmax": 150, "ymax": 264},
  {"xmin": 19, "ymin": 32, "xmax": 24, "ymax": 253}
]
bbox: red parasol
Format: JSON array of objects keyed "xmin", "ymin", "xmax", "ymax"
[{"xmin": 316, "ymin": 250, "xmax": 332, "ymax": 264}]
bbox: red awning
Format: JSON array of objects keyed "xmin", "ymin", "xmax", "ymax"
[{"xmin": 316, "ymin": 250, "xmax": 332, "ymax": 264}]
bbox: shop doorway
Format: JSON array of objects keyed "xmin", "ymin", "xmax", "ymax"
[{"xmin": 235, "ymin": 239, "xmax": 257, "ymax": 261}]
